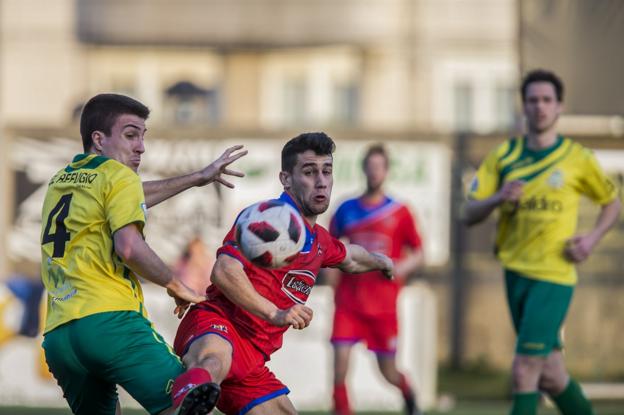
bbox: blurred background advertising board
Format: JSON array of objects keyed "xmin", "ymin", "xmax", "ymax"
[
  {"xmin": 10, "ymin": 136, "xmax": 450, "ymax": 266},
  {"xmin": 9, "ymin": 136, "xmax": 222, "ymax": 265}
]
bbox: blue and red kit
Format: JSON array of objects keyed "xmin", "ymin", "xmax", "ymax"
[
  {"xmin": 174, "ymin": 192, "xmax": 347, "ymax": 414},
  {"xmin": 329, "ymin": 195, "xmax": 422, "ymax": 353}
]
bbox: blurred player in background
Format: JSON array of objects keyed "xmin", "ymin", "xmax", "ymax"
[
  {"xmin": 464, "ymin": 69, "xmax": 621, "ymax": 415},
  {"xmin": 0, "ymin": 272, "xmax": 50, "ymax": 380},
  {"xmin": 172, "ymin": 132, "xmax": 395, "ymax": 415},
  {"xmin": 325, "ymin": 144, "xmax": 424, "ymax": 415},
  {"xmin": 40, "ymin": 93, "xmax": 246, "ymax": 415},
  {"xmin": 174, "ymin": 236, "xmax": 214, "ymax": 295}
]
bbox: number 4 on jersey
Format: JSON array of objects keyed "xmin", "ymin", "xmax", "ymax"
[{"xmin": 42, "ymin": 193, "xmax": 73, "ymax": 258}]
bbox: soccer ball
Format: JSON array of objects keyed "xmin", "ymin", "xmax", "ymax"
[{"xmin": 235, "ymin": 200, "xmax": 306, "ymax": 268}]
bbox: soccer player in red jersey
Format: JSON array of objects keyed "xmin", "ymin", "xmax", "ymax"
[
  {"xmin": 172, "ymin": 133, "xmax": 394, "ymax": 415},
  {"xmin": 327, "ymin": 144, "xmax": 424, "ymax": 415}
]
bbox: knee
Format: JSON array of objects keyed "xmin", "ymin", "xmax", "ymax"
[
  {"xmin": 538, "ymin": 374, "xmax": 558, "ymax": 395},
  {"xmin": 538, "ymin": 366, "xmax": 568, "ymax": 396},
  {"xmin": 511, "ymin": 356, "xmax": 543, "ymax": 389},
  {"xmin": 183, "ymin": 351, "xmax": 230, "ymax": 383}
]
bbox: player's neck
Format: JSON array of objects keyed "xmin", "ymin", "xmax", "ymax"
[
  {"xmin": 362, "ymin": 189, "xmax": 385, "ymax": 204},
  {"xmin": 303, "ymin": 215, "xmax": 317, "ymax": 227},
  {"xmin": 526, "ymin": 129, "xmax": 559, "ymax": 151}
]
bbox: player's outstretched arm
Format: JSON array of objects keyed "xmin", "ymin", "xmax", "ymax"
[
  {"xmin": 212, "ymin": 254, "xmax": 313, "ymax": 328},
  {"xmin": 113, "ymin": 223, "xmax": 205, "ymax": 316},
  {"xmin": 337, "ymin": 244, "xmax": 394, "ymax": 280},
  {"xmin": 142, "ymin": 145, "xmax": 247, "ymax": 208}
]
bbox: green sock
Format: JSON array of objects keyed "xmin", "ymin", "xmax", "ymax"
[
  {"xmin": 552, "ymin": 379, "xmax": 594, "ymax": 415},
  {"xmin": 510, "ymin": 391, "xmax": 539, "ymax": 415}
]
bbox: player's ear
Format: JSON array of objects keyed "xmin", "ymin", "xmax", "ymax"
[
  {"xmin": 279, "ymin": 170, "xmax": 292, "ymax": 190},
  {"xmin": 91, "ymin": 131, "xmax": 104, "ymax": 153}
]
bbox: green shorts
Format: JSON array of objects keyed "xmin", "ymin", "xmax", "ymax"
[
  {"xmin": 505, "ymin": 269, "xmax": 574, "ymax": 356},
  {"xmin": 43, "ymin": 311, "xmax": 184, "ymax": 415}
]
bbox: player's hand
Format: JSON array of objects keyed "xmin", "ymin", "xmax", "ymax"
[
  {"xmin": 564, "ymin": 234, "xmax": 597, "ymax": 263},
  {"xmin": 270, "ymin": 304, "xmax": 313, "ymax": 330},
  {"xmin": 496, "ymin": 180, "xmax": 524, "ymax": 204},
  {"xmin": 372, "ymin": 252, "xmax": 394, "ymax": 280},
  {"xmin": 169, "ymin": 294, "xmax": 191, "ymax": 319},
  {"xmin": 166, "ymin": 279, "xmax": 206, "ymax": 319},
  {"xmin": 197, "ymin": 145, "xmax": 248, "ymax": 188}
]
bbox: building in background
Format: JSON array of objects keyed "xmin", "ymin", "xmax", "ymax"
[{"xmin": 0, "ymin": 0, "xmax": 518, "ymax": 133}]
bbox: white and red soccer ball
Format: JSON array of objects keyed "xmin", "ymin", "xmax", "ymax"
[{"xmin": 235, "ymin": 200, "xmax": 306, "ymax": 268}]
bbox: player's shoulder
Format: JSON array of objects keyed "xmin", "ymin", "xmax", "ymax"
[
  {"xmin": 333, "ymin": 197, "xmax": 360, "ymax": 216},
  {"xmin": 490, "ymin": 136, "xmax": 522, "ymax": 160},
  {"xmin": 559, "ymin": 136, "xmax": 597, "ymax": 162},
  {"xmin": 314, "ymin": 223, "xmax": 332, "ymax": 238},
  {"xmin": 100, "ymin": 157, "xmax": 136, "ymax": 177},
  {"xmin": 336, "ymin": 197, "xmax": 360, "ymax": 210}
]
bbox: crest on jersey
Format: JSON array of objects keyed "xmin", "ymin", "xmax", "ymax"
[
  {"xmin": 281, "ymin": 270, "xmax": 316, "ymax": 304},
  {"xmin": 469, "ymin": 177, "xmax": 479, "ymax": 192},
  {"xmin": 547, "ymin": 169, "xmax": 564, "ymax": 189},
  {"xmin": 210, "ymin": 324, "xmax": 228, "ymax": 333}
]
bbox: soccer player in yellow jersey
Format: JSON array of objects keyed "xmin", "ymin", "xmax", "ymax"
[
  {"xmin": 41, "ymin": 93, "xmax": 246, "ymax": 415},
  {"xmin": 464, "ymin": 70, "xmax": 621, "ymax": 415}
]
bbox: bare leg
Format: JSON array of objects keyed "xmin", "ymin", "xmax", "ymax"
[
  {"xmin": 512, "ymin": 354, "xmax": 545, "ymax": 393},
  {"xmin": 376, "ymin": 354, "xmax": 420, "ymax": 415},
  {"xmin": 247, "ymin": 393, "xmax": 297, "ymax": 415},
  {"xmin": 159, "ymin": 334, "xmax": 232, "ymax": 415},
  {"xmin": 333, "ymin": 343, "xmax": 354, "ymax": 415}
]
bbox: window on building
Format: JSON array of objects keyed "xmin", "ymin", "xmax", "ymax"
[
  {"xmin": 283, "ymin": 78, "xmax": 307, "ymax": 126},
  {"xmin": 164, "ymin": 81, "xmax": 220, "ymax": 125},
  {"xmin": 495, "ymin": 84, "xmax": 516, "ymax": 131},
  {"xmin": 333, "ymin": 83, "xmax": 359, "ymax": 125},
  {"xmin": 453, "ymin": 82, "xmax": 473, "ymax": 132}
]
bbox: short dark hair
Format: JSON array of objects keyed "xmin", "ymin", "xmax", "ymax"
[
  {"xmin": 521, "ymin": 69, "xmax": 564, "ymax": 102},
  {"xmin": 362, "ymin": 144, "xmax": 389, "ymax": 170},
  {"xmin": 79, "ymin": 93, "xmax": 150, "ymax": 152},
  {"xmin": 281, "ymin": 132, "xmax": 336, "ymax": 172}
]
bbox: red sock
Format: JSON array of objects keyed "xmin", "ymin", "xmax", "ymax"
[
  {"xmin": 333, "ymin": 383, "xmax": 352, "ymax": 415},
  {"xmin": 171, "ymin": 368, "xmax": 213, "ymax": 408},
  {"xmin": 398, "ymin": 374, "xmax": 414, "ymax": 399}
]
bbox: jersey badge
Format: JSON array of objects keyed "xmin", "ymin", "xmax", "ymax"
[
  {"xmin": 547, "ymin": 169, "xmax": 564, "ymax": 189},
  {"xmin": 281, "ymin": 270, "xmax": 316, "ymax": 304}
]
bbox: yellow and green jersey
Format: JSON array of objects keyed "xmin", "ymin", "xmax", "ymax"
[
  {"xmin": 41, "ymin": 153, "xmax": 148, "ymax": 333},
  {"xmin": 468, "ymin": 136, "xmax": 618, "ymax": 286}
]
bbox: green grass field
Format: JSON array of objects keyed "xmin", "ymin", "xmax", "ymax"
[
  {"xmin": 1, "ymin": 402, "xmax": 623, "ymax": 415},
  {"xmin": 6, "ymin": 366, "xmax": 621, "ymax": 414}
]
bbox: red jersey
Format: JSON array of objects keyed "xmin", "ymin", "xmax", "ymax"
[
  {"xmin": 201, "ymin": 192, "xmax": 347, "ymax": 358},
  {"xmin": 330, "ymin": 195, "xmax": 422, "ymax": 315}
]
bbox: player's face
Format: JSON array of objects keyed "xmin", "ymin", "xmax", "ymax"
[
  {"xmin": 93, "ymin": 114, "xmax": 146, "ymax": 172},
  {"xmin": 523, "ymin": 82, "xmax": 562, "ymax": 134},
  {"xmin": 364, "ymin": 153, "xmax": 388, "ymax": 192},
  {"xmin": 281, "ymin": 150, "xmax": 333, "ymax": 219}
]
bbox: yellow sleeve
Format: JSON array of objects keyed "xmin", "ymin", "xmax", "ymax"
[
  {"xmin": 578, "ymin": 149, "xmax": 618, "ymax": 205},
  {"xmin": 104, "ymin": 165, "xmax": 146, "ymax": 234},
  {"xmin": 467, "ymin": 143, "xmax": 509, "ymax": 200}
]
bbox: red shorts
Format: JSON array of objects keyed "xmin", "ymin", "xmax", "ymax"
[
  {"xmin": 174, "ymin": 306, "xmax": 289, "ymax": 415},
  {"xmin": 330, "ymin": 307, "xmax": 398, "ymax": 354}
]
